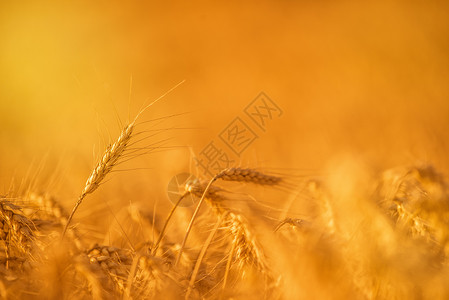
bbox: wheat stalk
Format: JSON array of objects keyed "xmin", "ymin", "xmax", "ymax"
[
  {"xmin": 152, "ymin": 179, "xmax": 225, "ymax": 255},
  {"xmin": 185, "ymin": 214, "xmax": 224, "ymax": 299}
]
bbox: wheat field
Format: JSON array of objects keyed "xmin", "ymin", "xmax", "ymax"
[{"xmin": 1, "ymin": 1, "xmax": 449, "ymax": 299}]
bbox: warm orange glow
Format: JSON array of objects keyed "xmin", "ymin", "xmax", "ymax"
[{"xmin": 1, "ymin": 1, "xmax": 448, "ymax": 299}]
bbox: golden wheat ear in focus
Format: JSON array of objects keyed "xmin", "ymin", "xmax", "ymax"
[{"xmin": 62, "ymin": 81, "xmax": 185, "ymax": 238}]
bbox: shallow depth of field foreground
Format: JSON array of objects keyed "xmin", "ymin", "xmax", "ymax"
[{"xmin": 1, "ymin": 1, "xmax": 449, "ymax": 299}]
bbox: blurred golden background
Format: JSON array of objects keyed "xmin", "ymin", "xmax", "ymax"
[{"xmin": 1, "ymin": 0, "xmax": 448, "ymax": 201}]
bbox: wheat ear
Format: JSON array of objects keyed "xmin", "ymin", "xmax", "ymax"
[
  {"xmin": 62, "ymin": 80, "xmax": 185, "ymax": 239},
  {"xmin": 0, "ymin": 199, "xmax": 35, "ymax": 258},
  {"xmin": 87, "ymin": 244, "xmax": 133, "ymax": 293},
  {"xmin": 175, "ymin": 167, "xmax": 281, "ymax": 266},
  {"xmin": 62, "ymin": 123, "xmax": 134, "ymax": 238},
  {"xmin": 217, "ymin": 167, "xmax": 282, "ymax": 185}
]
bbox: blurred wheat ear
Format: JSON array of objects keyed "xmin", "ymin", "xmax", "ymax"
[{"xmin": 62, "ymin": 81, "xmax": 185, "ymax": 239}]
